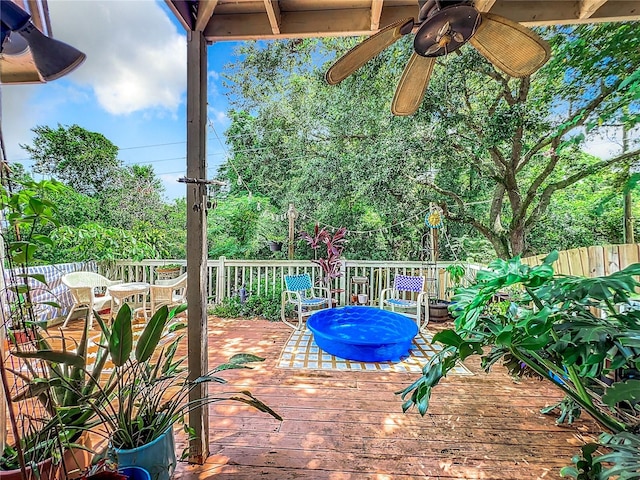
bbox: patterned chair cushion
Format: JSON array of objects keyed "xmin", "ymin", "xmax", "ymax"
[
  {"xmin": 285, "ymin": 274, "xmax": 313, "ymax": 292},
  {"xmin": 393, "ymin": 275, "xmax": 425, "ymax": 293}
]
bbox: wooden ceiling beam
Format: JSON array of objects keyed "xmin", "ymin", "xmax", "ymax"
[
  {"xmin": 370, "ymin": 0, "xmax": 383, "ymax": 31},
  {"xmin": 205, "ymin": 8, "xmax": 386, "ymax": 40},
  {"xmin": 578, "ymin": 0, "xmax": 609, "ymax": 19},
  {"xmin": 474, "ymin": 0, "xmax": 497, "ymax": 13},
  {"xmin": 195, "ymin": 0, "xmax": 218, "ymax": 32},
  {"xmin": 263, "ymin": 0, "xmax": 282, "ymax": 35},
  {"xmin": 485, "ymin": 0, "xmax": 640, "ymax": 25}
]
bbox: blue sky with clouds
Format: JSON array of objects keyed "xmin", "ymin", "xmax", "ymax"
[
  {"xmin": 2, "ymin": 0, "xmax": 635, "ymax": 203},
  {"xmin": 2, "ymin": 0, "xmax": 241, "ymax": 201}
]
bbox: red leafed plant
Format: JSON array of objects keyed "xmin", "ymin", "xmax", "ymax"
[{"xmin": 299, "ymin": 224, "xmax": 347, "ymax": 289}]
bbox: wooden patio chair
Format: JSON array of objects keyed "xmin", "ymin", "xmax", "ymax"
[
  {"xmin": 281, "ymin": 273, "xmax": 331, "ymax": 330},
  {"xmin": 379, "ymin": 274, "xmax": 429, "ymax": 330}
]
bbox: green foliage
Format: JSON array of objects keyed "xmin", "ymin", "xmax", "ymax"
[
  {"xmin": 207, "ymin": 193, "xmax": 269, "ymax": 259},
  {"xmin": 399, "ymin": 253, "xmax": 640, "ymax": 474},
  {"xmin": 89, "ymin": 304, "xmax": 281, "ymax": 450},
  {"xmin": 21, "ymin": 124, "xmax": 120, "ymax": 195},
  {"xmin": 562, "ymin": 432, "xmax": 640, "ymax": 480},
  {"xmin": 220, "ymin": 23, "xmax": 640, "ymax": 260},
  {"xmin": 52, "ymin": 223, "xmax": 159, "ymax": 262},
  {"xmin": 211, "ymin": 296, "xmax": 243, "ymax": 318},
  {"xmin": 1, "ymin": 179, "xmax": 62, "ymax": 266},
  {"xmin": 212, "ymin": 287, "xmax": 292, "ymax": 322}
]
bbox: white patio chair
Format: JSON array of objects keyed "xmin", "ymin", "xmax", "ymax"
[
  {"xmin": 281, "ymin": 273, "xmax": 331, "ymax": 330},
  {"xmin": 379, "ymin": 274, "xmax": 429, "ymax": 330},
  {"xmin": 61, "ymin": 272, "xmax": 122, "ymax": 328},
  {"xmin": 149, "ymin": 272, "xmax": 187, "ymax": 313}
]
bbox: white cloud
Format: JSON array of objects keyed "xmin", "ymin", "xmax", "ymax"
[
  {"xmin": 582, "ymin": 125, "xmax": 640, "ymax": 160},
  {"xmin": 48, "ymin": 0, "xmax": 186, "ymax": 115},
  {"xmin": 208, "ymin": 107, "xmax": 228, "ymax": 126}
]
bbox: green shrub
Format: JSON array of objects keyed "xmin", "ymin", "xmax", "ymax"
[
  {"xmin": 210, "ymin": 287, "xmax": 294, "ymax": 323},
  {"xmin": 210, "ymin": 297, "xmax": 243, "ymax": 318}
]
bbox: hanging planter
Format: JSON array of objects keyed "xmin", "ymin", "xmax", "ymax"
[
  {"xmin": 155, "ymin": 265, "xmax": 181, "ymax": 280},
  {"xmin": 268, "ymin": 241, "xmax": 283, "ymax": 252}
]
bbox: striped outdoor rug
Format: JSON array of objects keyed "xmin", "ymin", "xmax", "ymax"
[{"xmin": 277, "ymin": 328, "xmax": 473, "ymax": 375}]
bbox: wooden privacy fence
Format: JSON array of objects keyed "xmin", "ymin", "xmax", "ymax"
[
  {"xmin": 521, "ymin": 244, "xmax": 640, "ymax": 277},
  {"xmin": 110, "ymin": 258, "xmax": 482, "ymax": 306}
]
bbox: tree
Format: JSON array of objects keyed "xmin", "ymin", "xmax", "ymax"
[
  {"xmin": 220, "ymin": 23, "xmax": 640, "ymax": 260},
  {"xmin": 21, "ymin": 124, "xmax": 121, "ymax": 195},
  {"xmin": 412, "ymin": 22, "xmax": 640, "ymax": 257}
]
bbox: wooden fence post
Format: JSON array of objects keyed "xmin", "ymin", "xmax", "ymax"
[{"xmin": 339, "ymin": 258, "xmax": 347, "ymax": 306}]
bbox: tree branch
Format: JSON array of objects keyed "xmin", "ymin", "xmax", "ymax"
[
  {"xmin": 525, "ymin": 148, "xmax": 640, "ymax": 229},
  {"xmin": 517, "ymin": 137, "xmax": 561, "ymax": 225},
  {"xmin": 518, "ymin": 76, "xmax": 625, "ymax": 173}
]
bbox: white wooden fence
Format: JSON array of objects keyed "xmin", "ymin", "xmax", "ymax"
[{"xmin": 109, "ymin": 258, "xmax": 482, "ymax": 306}]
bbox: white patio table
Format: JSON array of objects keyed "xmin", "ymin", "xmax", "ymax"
[{"xmin": 108, "ymin": 282, "xmax": 150, "ymax": 321}]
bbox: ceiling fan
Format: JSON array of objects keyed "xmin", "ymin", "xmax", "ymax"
[{"xmin": 326, "ymin": 0, "xmax": 551, "ymax": 116}]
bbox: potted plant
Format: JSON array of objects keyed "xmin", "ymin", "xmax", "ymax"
[
  {"xmin": 299, "ymin": 224, "xmax": 347, "ymax": 305},
  {"xmin": 89, "ymin": 303, "xmax": 282, "ymax": 479},
  {"xmin": 256, "ymin": 213, "xmax": 287, "ymax": 253},
  {"xmin": 11, "ymin": 309, "xmax": 112, "ymax": 478},
  {"xmin": 428, "ymin": 264, "xmax": 466, "ymax": 322},
  {"xmin": 155, "ymin": 264, "xmax": 182, "ymax": 280},
  {"xmin": 0, "ymin": 179, "xmax": 73, "ymax": 478},
  {"xmin": 399, "ymin": 252, "xmax": 640, "ymax": 477}
]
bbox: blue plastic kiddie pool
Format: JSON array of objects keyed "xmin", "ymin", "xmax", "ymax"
[{"xmin": 307, "ymin": 306, "xmax": 419, "ymax": 362}]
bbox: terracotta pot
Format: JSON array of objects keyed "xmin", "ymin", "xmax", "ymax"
[
  {"xmin": 0, "ymin": 458, "xmax": 58, "ymax": 480},
  {"xmin": 63, "ymin": 432, "xmax": 93, "ymax": 479}
]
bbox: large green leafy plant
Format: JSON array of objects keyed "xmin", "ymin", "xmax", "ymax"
[
  {"xmin": 0, "ymin": 179, "xmax": 68, "ymax": 474},
  {"xmin": 91, "ymin": 303, "xmax": 282, "ymax": 451},
  {"xmin": 399, "ymin": 252, "xmax": 640, "ymax": 478}
]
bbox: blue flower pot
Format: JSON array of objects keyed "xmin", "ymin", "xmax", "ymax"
[
  {"xmin": 118, "ymin": 466, "xmax": 152, "ymax": 480},
  {"xmin": 114, "ymin": 428, "xmax": 176, "ymax": 480}
]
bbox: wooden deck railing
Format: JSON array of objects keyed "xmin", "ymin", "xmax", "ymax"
[{"xmin": 109, "ymin": 258, "xmax": 482, "ymax": 305}]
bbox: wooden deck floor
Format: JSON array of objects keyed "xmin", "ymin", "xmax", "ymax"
[{"xmin": 166, "ymin": 317, "xmax": 599, "ymax": 480}]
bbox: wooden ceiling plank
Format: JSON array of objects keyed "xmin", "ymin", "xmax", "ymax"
[
  {"xmin": 578, "ymin": 0, "xmax": 609, "ymax": 19},
  {"xmin": 264, "ymin": 0, "xmax": 282, "ymax": 35},
  {"xmin": 475, "ymin": 0, "xmax": 497, "ymax": 13},
  {"xmin": 195, "ymin": 0, "xmax": 218, "ymax": 32},
  {"xmin": 371, "ymin": 0, "xmax": 383, "ymax": 30},
  {"xmin": 205, "ymin": 8, "xmax": 379, "ymax": 40}
]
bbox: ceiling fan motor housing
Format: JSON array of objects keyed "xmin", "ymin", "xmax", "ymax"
[{"xmin": 414, "ymin": 4, "xmax": 481, "ymax": 57}]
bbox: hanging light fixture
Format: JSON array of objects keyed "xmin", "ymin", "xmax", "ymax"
[{"xmin": 1, "ymin": 0, "xmax": 86, "ymax": 81}]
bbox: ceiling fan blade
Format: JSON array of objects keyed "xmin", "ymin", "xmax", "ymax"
[
  {"xmin": 424, "ymin": 43, "xmax": 442, "ymax": 55},
  {"xmin": 326, "ymin": 18, "xmax": 414, "ymax": 85},
  {"xmin": 470, "ymin": 13, "xmax": 550, "ymax": 77},
  {"xmin": 391, "ymin": 53, "xmax": 436, "ymax": 116}
]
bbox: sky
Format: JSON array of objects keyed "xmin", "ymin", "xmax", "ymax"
[
  {"xmin": 1, "ymin": 0, "xmax": 239, "ymax": 201},
  {"xmin": 1, "ymin": 1, "xmax": 636, "ymax": 203}
]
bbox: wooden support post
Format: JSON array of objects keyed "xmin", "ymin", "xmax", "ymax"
[
  {"xmin": 186, "ymin": 29, "xmax": 209, "ymax": 464},
  {"xmin": 287, "ymin": 203, "xmax": 297, "ymax": 260}
]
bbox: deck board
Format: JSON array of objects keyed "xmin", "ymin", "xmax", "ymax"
[
  {"xmin": 55, "ymin": 315, "xmax": 598, "ymax": 479},
  {"xmin": 169, "ymin": 317, "xmax": 598, "ymax": 479}
]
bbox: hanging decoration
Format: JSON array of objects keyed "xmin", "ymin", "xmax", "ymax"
[{"xmin": 425, "ymin": 207, "xmax": 443, "ymax": 229}]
